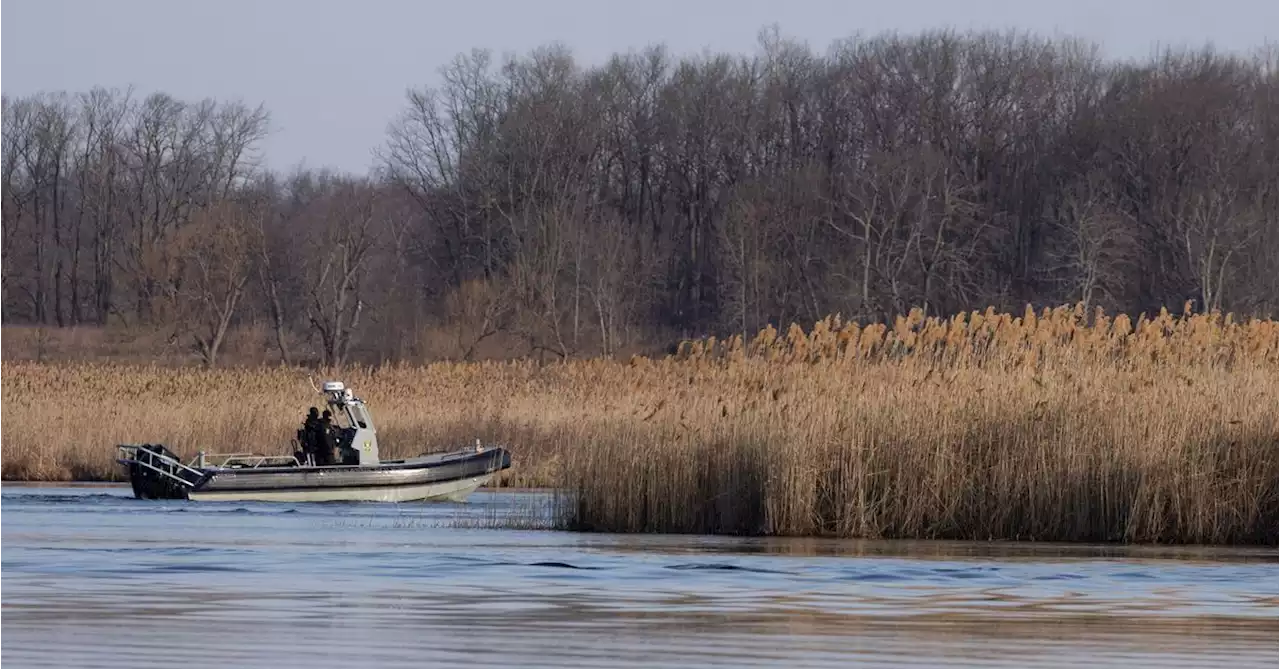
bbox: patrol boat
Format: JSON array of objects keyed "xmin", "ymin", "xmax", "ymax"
[{"xmin": 116, "ymin": 381, "xmax": 512, "ymax": 503}]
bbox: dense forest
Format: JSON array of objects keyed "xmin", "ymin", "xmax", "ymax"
[{"xmin": 3, "ymin": 30, "xmax": 1277, "ymax": 365}]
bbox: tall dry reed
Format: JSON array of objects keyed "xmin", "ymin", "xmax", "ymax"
[{"xmin": 2, "ymin": 304, "xmax": 1276, "ymax": 544}]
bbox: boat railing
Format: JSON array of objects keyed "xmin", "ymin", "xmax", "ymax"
[
  {"xmin": 116, "ymin": 444, "xmax": 205, "ymax": 489},
  {"xmin": 193, "ymin": 452, "xmax": 301, "ymax": 469}
]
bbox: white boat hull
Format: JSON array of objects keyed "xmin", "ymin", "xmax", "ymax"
[{"xmin": 187, "ymin": 473, "xmax": 495, "ymax": 503}]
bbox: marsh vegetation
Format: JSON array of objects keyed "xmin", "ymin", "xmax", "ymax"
[{"xmin": 4, "ymin": 305, "xmax": 1275, "ymax": 544}]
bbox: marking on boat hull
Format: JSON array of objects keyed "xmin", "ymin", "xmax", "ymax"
[{"xmin": 187, "ymin": 474, "xmax": 494, "ymax": 503}]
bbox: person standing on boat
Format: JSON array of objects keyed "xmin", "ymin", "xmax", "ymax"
[
  {"xmin": 318, "ymin": 410, "xmax": 338, "ymax": 465},
  {"xmin": 301, "ymin": 407, "xmax": 322, "ymax": 463}
]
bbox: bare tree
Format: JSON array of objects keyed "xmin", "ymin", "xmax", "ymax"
[
  {"xmin": 169, "ymin": 198, "xmax": 260, "ymax": 366},
  {"xmin": 71, "ymin": 88, "xmax": 133, "ymax": 325},
  {"xmin": 717, "ymin": 187, "xmax": 775, "ymax": 338},
  {"xmin": 1041, "ymin": 174, "xmax": 1134, "ymax": 311},
  {"xmin": 383, "ymin": 49, "xmax": 506, "ymax": 289},
  {"xmin": 253, "ymin": 208, "xmax": 294, "ymax": 365},
  {"xmin": 1, "ymin": 96, "xmax": 36, "ymax": 319},
  {"xmin": 206, "ymin": 101, "xmax": 270, "ymax": 201},
  {"xmin": 300, "ymin": 178, "xmax": 383, "ymax": 368},
  {"xmin": 442, "ymin": 277, "xmax": 513, "ymax": 360},
  {"xmin": 825, "ymin": 150, "xmax": 925, "ymax": 321}
]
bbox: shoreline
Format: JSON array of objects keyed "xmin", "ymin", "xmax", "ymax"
[
  {"xmin": 3, "ymin": 480, "xmax": 128, "ymax": 488},
  {"xmin": 4, "ymin": 481, "xmax": 1274, "ymax": 550},
  {"xmin": 3, "ymin": 479, "xmax": 1276, "ymax": 554}
]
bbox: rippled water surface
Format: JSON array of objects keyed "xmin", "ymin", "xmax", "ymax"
[{"xmin": 3, "ymin": 485, "xmax": 1276, "ymax": 668}]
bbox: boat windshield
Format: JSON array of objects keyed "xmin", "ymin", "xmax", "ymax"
[{"xmin": 342, "ymin": 403, "xmax": 374, "ymax": 430}]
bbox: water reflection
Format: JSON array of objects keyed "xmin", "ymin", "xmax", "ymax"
[
  {"xmin": 596, "ymin": 533, "xmax": 1280, "ymax": 561},
  {"xmin": 2, "ymin": 486, "xmax": 1276, "ymax": 669}
]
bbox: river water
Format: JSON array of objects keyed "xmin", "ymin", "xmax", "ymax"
[{"xmin": 2, "ymin": 485, "xmax": 1276, "ymax": 668}]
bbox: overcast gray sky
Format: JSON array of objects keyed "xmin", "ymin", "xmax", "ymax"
[{"xmin": 4, "ymin": 0, "xmax": 1276, "ymax": 174}]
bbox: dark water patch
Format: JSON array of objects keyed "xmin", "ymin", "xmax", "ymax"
[
  {"xmin": 935, "ymin": 566, "xmax": 1003, "ymax": 580},
  {"xmin": 416, "ymin": 554, "xmax": 519, "ymax": 568},
  {"xmin": 145, "ymin": 563, "xmax": 246, "ymax": 574},
  {"xmin": 1116, "ymin": 571, "xmax": 1160, "ymax": 580},
  {"xmin": 666, "ymin": 563, "xmax": 787, "ymax": 574},
  {"xmin": 158, "ymin": 546, "xmax": 235, "ymax": 556},
  {"xmin": 161, "ymin": 505, "xmax": 309, "ymax": 517},
  {"xmin": 842, "ymin": 571, "xmax": 902, "ymax": 582},
  {"xmin": 528, "ymin": 561, "xmax": 601, "ymax": 570},
  {"xmin": 25, "ymin": 545, "xmax": 244, "ymax": 557},
  {"xmin": 1033, "ymin": 573, "xmax": 1088, "ymax": 581}
]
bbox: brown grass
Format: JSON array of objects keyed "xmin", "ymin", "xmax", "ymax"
[{"xmin": 2, "ymin": 304, "xmax": 1276, "ymax": 544}]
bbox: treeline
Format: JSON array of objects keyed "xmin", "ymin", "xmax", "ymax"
[{"xmin": 3, "ymin": 29, "xmax": 1277, "ymax": 366}]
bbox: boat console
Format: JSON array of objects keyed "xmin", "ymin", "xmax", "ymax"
[{"xmin": 321, "ymin": 381, "xmax": 380, "ymax": 466}]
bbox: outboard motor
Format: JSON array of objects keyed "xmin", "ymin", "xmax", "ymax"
[{"xmin": 118, "ymin": 443, "xmax": 201, "ymax": 500}]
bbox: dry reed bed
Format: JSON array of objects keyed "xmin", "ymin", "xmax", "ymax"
[{"xmin": 2, "ymin": 304, "xmax": 1276, "ymax": 544}]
